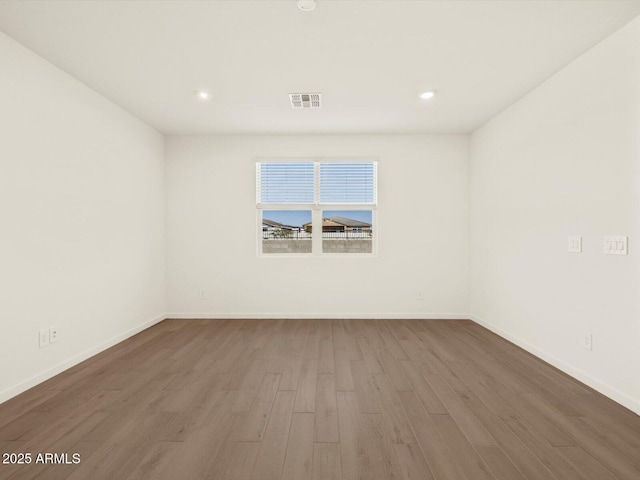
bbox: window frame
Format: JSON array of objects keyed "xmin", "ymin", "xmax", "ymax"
[{"xmin": 256, "ymin": 158, "xmax": 378, "ymax": 257}]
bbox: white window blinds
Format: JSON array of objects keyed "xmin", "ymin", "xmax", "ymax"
[
  {"xmin": 257, "ymin": 161, "xmax": 377, "ymax": 205},
  {"xmin": 257, "ymin": 162, "xmax": 314, "ymax": 204},
  {"xmin": 319, "ymin": 162, "xmax": 377, "ymax": 204}
]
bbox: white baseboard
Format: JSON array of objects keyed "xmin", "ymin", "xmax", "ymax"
[
  {"xmin": 165, "ymin": 312, "xmax": 470, "ymax": 320},
  {"xmin": 470, "ymin": 314, "xmax": 640, "ymax": 416},
  {"xmin": 0, "ymin": 314, "xmax": 166, "ymax": 405}
]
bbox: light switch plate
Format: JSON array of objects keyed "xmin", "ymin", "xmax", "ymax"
[
  {"xmin": 568, "ymin": 236, "xmax": 582, "ymax": 253},
  {"xmin": 604, "ymin": 236, "xmax": 628, "ymax": 255},
  {"xmin": 39, "ymin": 329, "xmax": 49, "ymax": 348}
]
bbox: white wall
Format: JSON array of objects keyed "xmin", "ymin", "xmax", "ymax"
[
  {"xmin": 166, "ymin": 135, "xmax": 469, "ymax": 319},
  {"xmin": 470, "ymin": 17, "xmax": 640, "ymax": 414},
  {"xmin": 0, "ymin": 32, "xmax": 166, "ymax": 402}
]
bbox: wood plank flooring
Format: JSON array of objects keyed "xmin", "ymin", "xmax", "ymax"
[{"xmin": 0, "ymin": 319, "xmax": 639, "ymax": 480}]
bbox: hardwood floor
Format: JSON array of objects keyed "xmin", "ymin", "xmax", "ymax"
[{"xmin": 1, "ymin": 319, "xmax": 639, "ymax": 480}]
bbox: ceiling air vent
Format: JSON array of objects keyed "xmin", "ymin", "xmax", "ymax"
[{"xmin": 289, "ymin": 93, "xmax": 321, "ymax": 109}]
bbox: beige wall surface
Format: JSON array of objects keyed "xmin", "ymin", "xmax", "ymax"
[
  {"xmin": 0, "ymin": 32, "xmax": 166, "ymax": 402},
  {"xmin": 165, "ymin": 134, "xmax": 470, "ymax": 319},
  {"xmin": 470, "ymin": 17, "xmax": 640, "ymax": 413}
]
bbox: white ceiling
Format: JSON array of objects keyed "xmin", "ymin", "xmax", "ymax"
[{"xmin": 0, "ymin": 0, "xmax": 639, "ymax": 135}]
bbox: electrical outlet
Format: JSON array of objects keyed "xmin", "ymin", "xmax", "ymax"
[
  {"xmin": 39, "ymin": 329, "xmax": 50, "ymax": 348},
  {"xmin": 417, "ymin": 290, "xmax": 424, "ymax": 301},
  {"xmin": 49, "ymin": 326, "xmax": 59, "ymax": 344},
  {"xmin": 583, "ymin": 333, "xmax": 593, "ymax": 351}
]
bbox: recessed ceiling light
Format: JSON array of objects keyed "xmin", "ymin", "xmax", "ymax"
[
  {"xmin": 297, "ymin": 0, "xmax": 316, "ymax": 12},
  {"xmin": 195, "ymin": 90, "xmax": 211, "ymax": 101},
  {"xmin": 419, "ymin": 90, "xmax": 436, "ymax": 100}
]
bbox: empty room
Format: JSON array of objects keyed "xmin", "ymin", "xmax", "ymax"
[{"xmin": 1, "ymin": 1, "xmax": 639, "ymax": 479}]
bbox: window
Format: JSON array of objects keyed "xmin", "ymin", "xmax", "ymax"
[
  {"xmin": 261, "ymin": 210, "xmax": 312, "ymax": 254},
  {"xmin": 321, "ymin": 210, "xmax": 373, "ymax": 254},
  {"xmin": 257, "ymin": 160, "xmax": 377, "ymax": 255}
]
